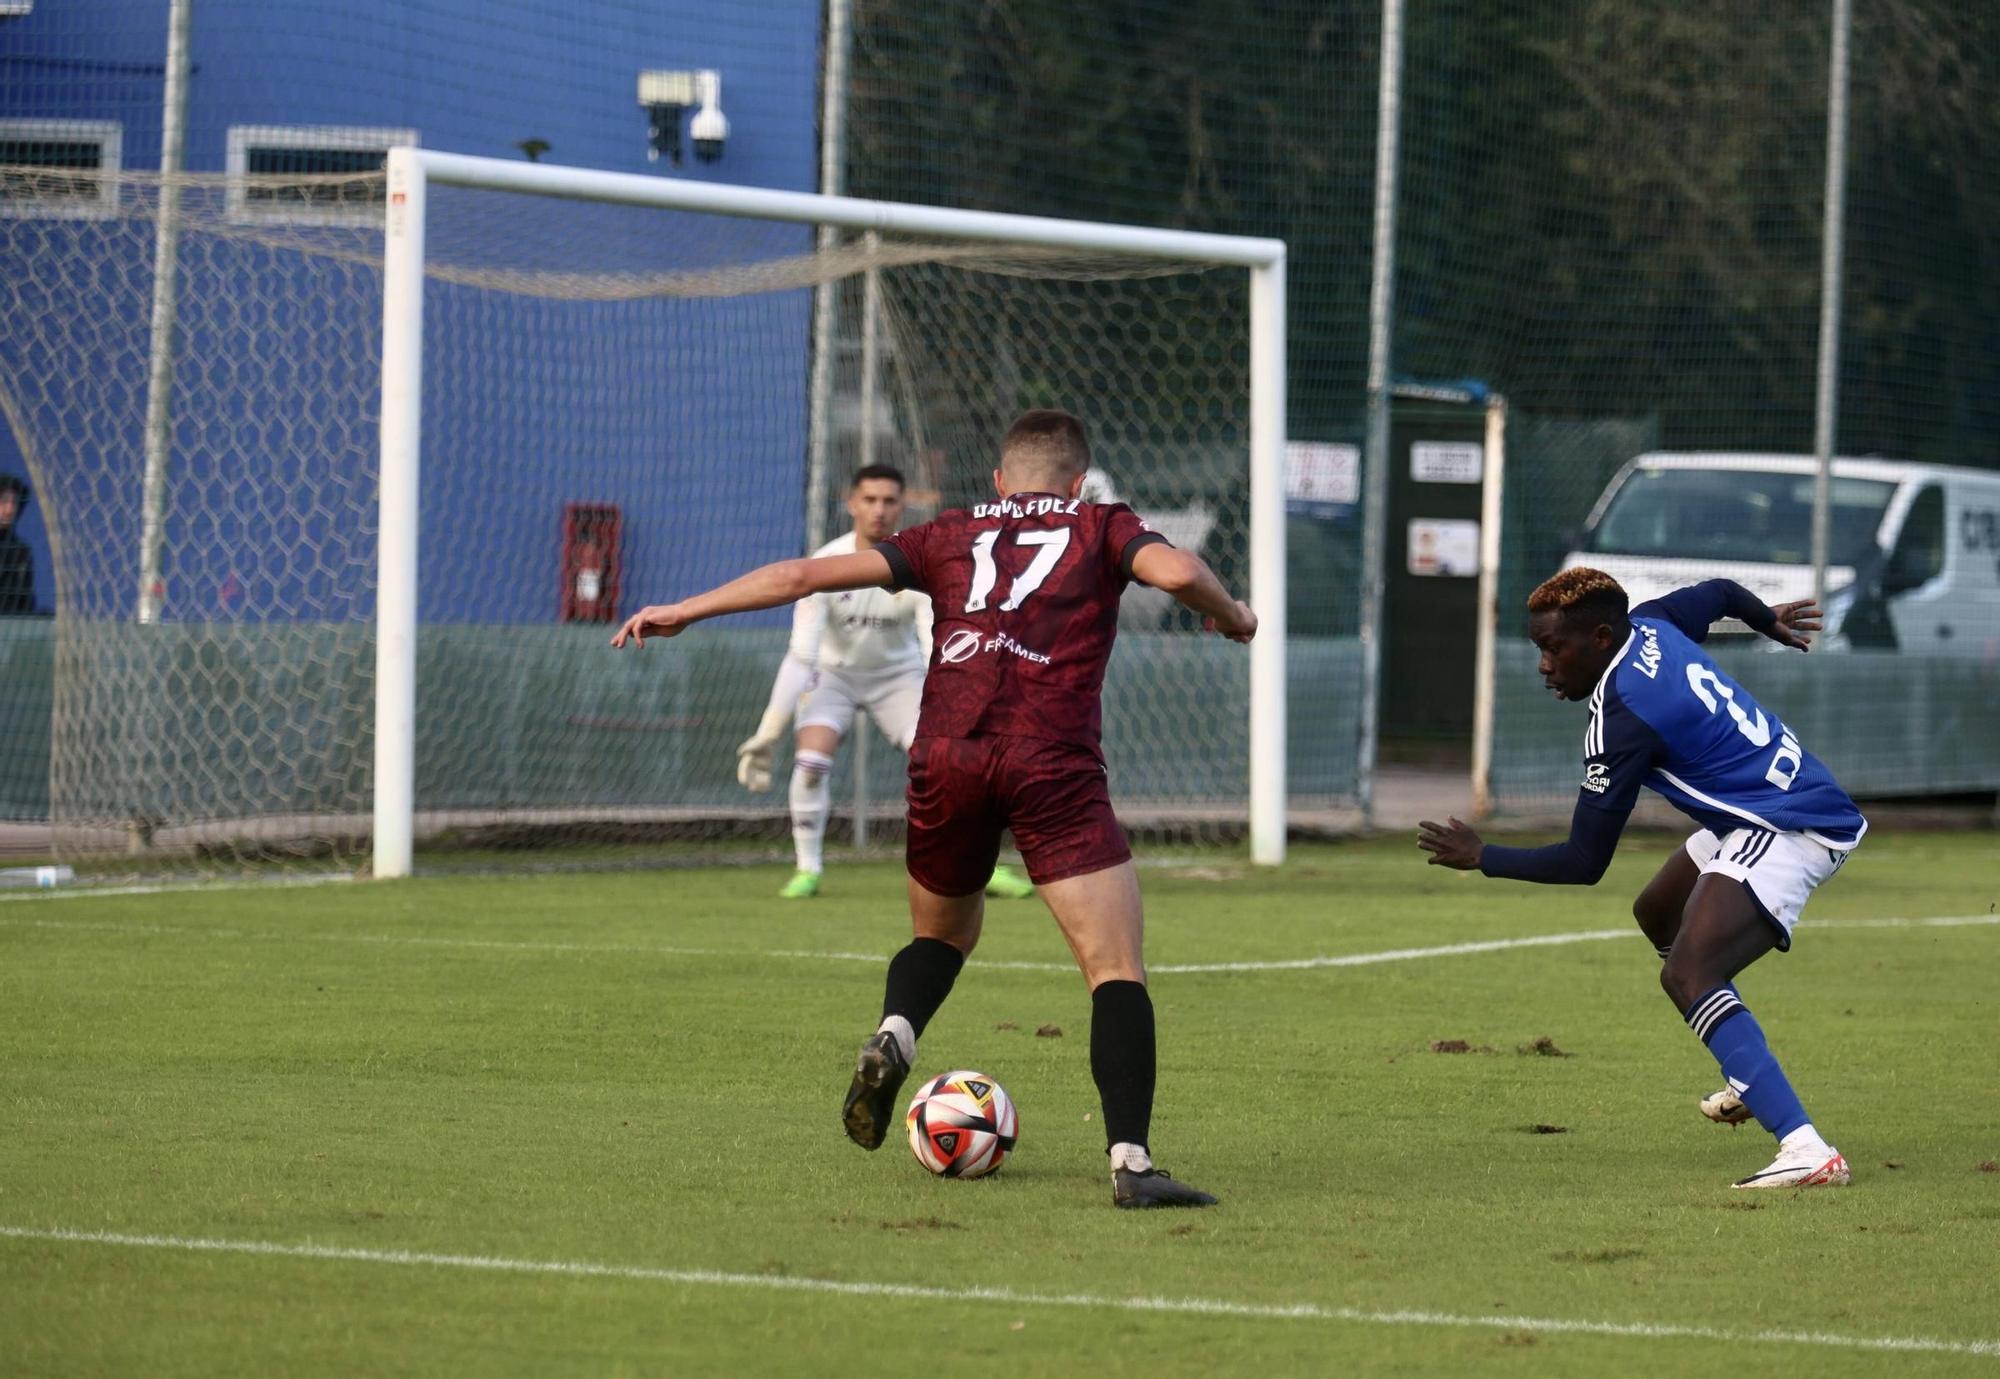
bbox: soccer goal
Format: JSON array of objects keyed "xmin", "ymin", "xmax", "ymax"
[{"xmin": 0, "ymin": 151, "xmax": 1287, "ymax": 874}]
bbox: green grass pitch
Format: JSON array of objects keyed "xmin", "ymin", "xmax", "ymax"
[{"xmin": 2, "ymin": 832, "xmax": 1996, "ymax": 1376}]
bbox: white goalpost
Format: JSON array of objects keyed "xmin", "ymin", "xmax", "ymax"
[{"xmin": 373, "ymin": 149, "xmax": 1288, "ymax": 877}]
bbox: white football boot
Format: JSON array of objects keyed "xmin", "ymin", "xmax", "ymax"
[
  {"xmin": 1699, "ymin": 1086, "xmax": 1755, "ymax": 1126},
  {"xmin": 1732, "ymin": 1140, "xmax": 1851, "ymax": 1190}
]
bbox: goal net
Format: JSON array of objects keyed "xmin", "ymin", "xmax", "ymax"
[{"xmin": 0, "ymin": 158, "xmax": 1287, "ymax": 876}]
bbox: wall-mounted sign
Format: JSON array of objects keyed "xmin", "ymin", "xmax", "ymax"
[
  {"xmin": 1411, "ymin": 440, "xmax": 1484, "ymax": 484},
  {"xmin": 1407, "ymin": 518, "xmax": 1479, "ymax": 577},
  {"xmin": 1285, "ymin": 441, "xmax": 1359, "ymax": 516}
]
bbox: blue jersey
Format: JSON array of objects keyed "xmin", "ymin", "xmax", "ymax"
[{"xmin": 1582, "ymin": 594, "xmax": 1866, "ymax": 848}]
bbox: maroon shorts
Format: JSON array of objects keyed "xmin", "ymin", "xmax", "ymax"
[{"xmin": 905, "ymin": 735, "xmax": 1132, "ymax": 896}]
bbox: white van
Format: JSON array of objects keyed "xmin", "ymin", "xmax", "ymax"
[{"xmin": 1563, "ymin": 452, "xmax": 2000, "ymax": 656}]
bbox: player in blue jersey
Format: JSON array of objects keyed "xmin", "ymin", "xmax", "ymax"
[{"xmin": 1418, "ymin": 567, "xmax": 1866, "ymax": 1190}]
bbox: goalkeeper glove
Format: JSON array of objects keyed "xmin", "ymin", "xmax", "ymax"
[{"xmin": 735, "ymin": 706, "xmax": 792, "ymax": 793}]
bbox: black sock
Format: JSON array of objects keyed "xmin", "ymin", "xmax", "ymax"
[
  {"xmin": 1090, "ymin": 980, "xmax": 1156, "ymax": 1153},
  {"xmin": 881, "ymin": 937, "xmax": 965, "ymax": 1038}
]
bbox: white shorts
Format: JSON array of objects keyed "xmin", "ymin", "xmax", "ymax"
[
  {"xmin": 1684, "ymin": 827, "xmax": 1853, "ymax": 951},
  {"xmin": 797, "ymin": 664, "xmax": 923, "ymax": 751}
]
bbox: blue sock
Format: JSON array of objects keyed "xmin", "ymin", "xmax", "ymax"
[{"xmin": 1684, "ymin": 985, "xmax": 1811, "ymax": 1141}]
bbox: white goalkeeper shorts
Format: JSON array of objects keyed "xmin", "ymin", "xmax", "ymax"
[
  {"xmin": 797, "ymin": 664, "xmax": 924, "ymax": 751},
  {"xmin": 1684, "ymin": 826, "xmax": 1853, "ymax": 951}
]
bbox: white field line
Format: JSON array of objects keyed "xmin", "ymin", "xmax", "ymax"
[
  {"xmin": 1, "ymin": 913, "xmax": 1992, "ymax": 975},
  {"xmin": 0, "ymin": 1226, "xmax": 1993, "ymax": 1359},
  {"xmin": 1811, "ymin": 915, "xmax": 1999, "ymax": 929},
  {"xmin": 0, "ymin": 873, "xmax": 354, "ymax": 903},
  {"xmin": 0, "ymin": 852, "xmax": 1214, "ymax": 905}
]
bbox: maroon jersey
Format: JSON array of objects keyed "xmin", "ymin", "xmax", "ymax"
[{"xmin": 877, "ymin": 495, "xmax": 1166, "ymax": 755}]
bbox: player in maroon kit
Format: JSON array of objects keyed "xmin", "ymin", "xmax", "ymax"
[{"xmin": 613, "ymin": 410, "xmax": 1256, "ymax": 1208}]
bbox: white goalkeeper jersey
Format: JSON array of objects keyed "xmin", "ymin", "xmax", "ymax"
[{"xmin": 789, "ymin": 532, "xmax": 932, "ymax": 675}]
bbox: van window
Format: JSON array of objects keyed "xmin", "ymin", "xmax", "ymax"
[
  {"xmin": 1883, "ymin": 484, "xmax": 1944, "ymax": 591},
  {"xmin": 1587, "ymin": 468, "xmax": 1895, "ymax": 566}
]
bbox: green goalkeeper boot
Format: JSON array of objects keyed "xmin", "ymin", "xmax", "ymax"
[{"xmin": 983, "ymin": 865, "xmax": 1035, "ymax": 900}]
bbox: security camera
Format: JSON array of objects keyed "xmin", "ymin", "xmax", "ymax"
[
  {"xmin": 690, "ymin": 105, "xmax": 728, "ymax": 162},
  {"xmin": 690, "ymin": 69, "xmax": 728, "ymax": 162}
]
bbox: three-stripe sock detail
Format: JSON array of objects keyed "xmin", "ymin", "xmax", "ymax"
[{"xmin": 1685, "ymin": 984, "xmax": 1747, "ymax": 1044}]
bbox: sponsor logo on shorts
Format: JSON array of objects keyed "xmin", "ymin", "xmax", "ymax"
[
  {"xmin": 1581, "ymin": 762, "xmax": 1610, "ymax": 794},
  {"xmin": 939, "ymin": 629, "xmax": 982, "ymax": 664}
]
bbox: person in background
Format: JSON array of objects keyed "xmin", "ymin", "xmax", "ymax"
[{"xmin": 0, "ymin": 475, "xmax": 37, "ymax": 616}]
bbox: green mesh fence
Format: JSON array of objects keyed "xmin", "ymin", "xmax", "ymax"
[
  {"xmin": 4, "ymin": 0, "xmax": 1997, "ymax": 861},
  {"xmin": 1377, "ymin": 0, "xmax": 2000, "ymax": 808},
  {"xmin": 844, "ymin": 0, "xmax": 1999, "ymax": 816},
  {"xmin": 0, "ymin": 622, "xmax": 54, "ymax": 822}
]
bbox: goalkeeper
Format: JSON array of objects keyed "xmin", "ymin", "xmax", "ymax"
[{"xmin": 736, "ymin": 463, "xmax": 1034, "ymax": 902}]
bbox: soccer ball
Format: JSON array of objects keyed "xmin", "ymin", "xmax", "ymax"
[{"xmin": 905, "ymin": 1070, "xmax": 1019, "ymax": 1179}]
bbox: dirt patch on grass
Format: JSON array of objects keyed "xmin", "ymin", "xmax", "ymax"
[
  {"xmin": 1430, "ymin": 1034, "xmax": 1570, "ymax": 1057},
  {"xmin": 1527, "ymin": 1124, "xmax": 1569, "ymax": 1135},
  {"xmin": 1429, "ymin": 1038, "xmax": 1496, "ymax": 1054},
  {"xmin": 879, "ymin": 1217, "xmax": 966, "ymax": 1233},
  {"xmin": 1035, "ymin": 1024, "xmax": 1063, "ymax": 1038}
]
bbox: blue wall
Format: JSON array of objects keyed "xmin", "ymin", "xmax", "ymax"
[
  {"xmin": 1, "ymin": 0, "xmax": 822, "ymax": 623},
  {"xmin": 3, "ymin": 0, "xmax": 820, "ymax": 184}
]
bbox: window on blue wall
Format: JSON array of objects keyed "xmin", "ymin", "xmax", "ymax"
[
  {"xmin": 0, "ymin": 120, "xmax": 122, "ymax": 220},
  {"xmin": 226, "ymin": 125, "xmax": 418, "ymax": 226}
]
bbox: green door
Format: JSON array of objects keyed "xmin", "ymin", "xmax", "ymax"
[{"xmin": 1382, "ymin": 401, "xmax": 1486, "ymax": 757}]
